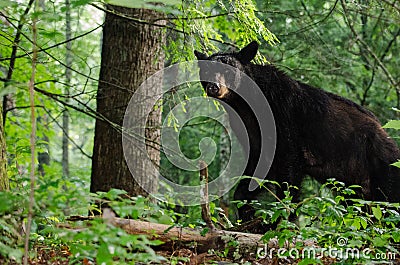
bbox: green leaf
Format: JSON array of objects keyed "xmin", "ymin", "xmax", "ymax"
[
  {"xmin": 271, "ymin": 210, "xmax": 282, "ymax": 223},
  {"xmin": 343, "ymin": 188, "xmax": 356, "ymax": 195},
  {"xmin": 106, "ymin": 0, "xmax": 180, "ymax": 9},
  {"xmin": 393, "ymin": 230, "xmax": 400, "ymax": 242},
  {"xmin": 298, "ymin": 258, "xmax": 322, "ymax": 265},
  {"xmin": 348, "ymin": 239, "xmax": 363, "ymax": 248},
  {"xmin": 352, "ymin": 218, "xmax": 361, "ymax": 230},
  {"xmin": 0, "ymin": 85, "xmax": 17, "ymax": 97},
  {"xmin": 391, "ymin": 161, "xmax": 400, "ymax": 168},
  {"xmin": 383, "ymin": 120, "xmax": 400, "ymax": 130},
  {"xmin": 0, "ymin": 0, "xmax": 18, "ymax": 8},
  {"xmin": 200, "ymin": 227, "xmax": 209, "ymax": 236},
  {"xmin": 234, "ymin": 200, "xmax": 246, "ymax": 208},
  {"xmin": 343, "ymin": 217, "xmax": 353, "ymax": 227},
  {"xmin": 103, "ymin": 188, "xmax": 127, "ymax": 200},
  {"xmin": 359, "ymin": 216, "xmax": 368, "ymax": 229},
  {"xmin": 372, "ymin": 236, "xmax": 387, "ymax": 247},
  {"xmin": 0, "ymin": 242, "xmax": 24, "ymax": 262},
  {"xmin": 348, "ymin": 185, "xmax": 362, "ymax": 189},
  {"xmin": 71, "ymin": 0, "xmax": 93, "ymax": 7},
  {"xmin": 97, "ymin": 243, "xmax": 112, "ymax": 264},
  {"xmin": 261, "ymin": 230, "xmax": 277, "ymax": 242},
  {"xmin": 372, "ymin": 206, "xmax": 383, "ymax": 220},
  {"xmin": 158, "ymin": 214, "xmax": 174, "ymax": 225}
]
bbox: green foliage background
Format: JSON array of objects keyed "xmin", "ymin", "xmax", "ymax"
[{"xmin": 0, "ymin": 0, "xmax": 399, "ymax": 263}]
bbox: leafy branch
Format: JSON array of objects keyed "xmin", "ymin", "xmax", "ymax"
[
  {"xmin": 1, "ymin": 0, "xmax": 35, "ymax": 125},
  {"xmin": 340, "ymin": 0, "xmax": 400, "ymax": 106}
]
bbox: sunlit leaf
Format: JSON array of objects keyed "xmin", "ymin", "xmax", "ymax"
[
  {"xmin": 0, "ymin": 0, "xmax": 18, "ymax": 8},
  {"xmin": 372, "ymin": 236, "xmax": 387, "ymax": 247},
  {"xmin": 106, "ymin": 0, "xmax": 180, "ymax": 9},
  {"xmin": 383, "ymin": 120, "xmax": 400, "ymax": 130},
  {"xmin": 372, "ymin": 206, "xmax": 382, "ymax": 220},
  {"xmin": 391, "ymin": 161, "xmax": 400, "ymax": 168}
]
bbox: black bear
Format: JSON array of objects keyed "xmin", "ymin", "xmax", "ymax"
[{"xmin": 194, "ymin": 41, "xmax": 400, "ymax": 222}]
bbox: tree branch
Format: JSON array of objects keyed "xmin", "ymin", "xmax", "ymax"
[
  {"xmin": 1, "ymin": 10, "xmax": 107, "ymax": 92},
  {"xmin": 1, "ymin": 0, "xmax": 35, "ymax": 125},
  {"xmin": 380, "ymin": 28, "xmax": 400, "ymax": 62},
  {"xmin": 90, "ymin": 3, "xmax": 237, "ymax": 48},
  {"xmin": 277, "ymin": 0, "xmax": 339, "ymax": 37},
  {"xmin": 0, "ymin": 21, "xmax": 103, "ymax": 62},
  {"xmin": 380, "ymin": 0, "xmax": 400, "ymax": 13},
  {"xmin": 42, "ymin": 107, "xmax": 92, "ymax": 159},
  {"xmin": 340, "ymin": 0, "xmax": 400, "ymax": 106}
]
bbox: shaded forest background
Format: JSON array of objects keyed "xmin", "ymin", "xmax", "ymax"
[{"xmin": 0, "ymin": 0, "xmax": 399, "ymax": 263}]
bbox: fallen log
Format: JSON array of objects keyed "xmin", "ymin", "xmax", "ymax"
[
  {"xmin": 98, "ymin": 161, "xmax": 269, "ymax": 260},
  {"xmin": 109, "ymin": 215, "xmax": 264, "ymax": 258}
]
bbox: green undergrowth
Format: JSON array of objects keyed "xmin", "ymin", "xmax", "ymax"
[
  {"xmin": 1, "ymin": 174, "xmax": 400, "ymax": 264},
  {"xmin": 244, "ymin": 178, "xmax": 400, "ymax": 264}
]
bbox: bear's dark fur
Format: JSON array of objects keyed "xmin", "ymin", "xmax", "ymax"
[{"xmin": 195, "ymin": 41, "xmax": 400, "ymax": 222}]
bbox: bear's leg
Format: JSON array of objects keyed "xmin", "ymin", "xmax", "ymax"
[{"xmin": 233, "ymin": 177, "xmax": 267, "ymax": 222}]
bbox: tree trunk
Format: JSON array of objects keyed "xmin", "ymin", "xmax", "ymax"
[
  {"xmin": 90, "ymin": 5, "xmax": 165, "ymax": 197},
  {"xmin": 62, "ymin": 0, "xmax": 72, "ymax": 178},
  {"xmin": 0, "ymin": 0, "xmax": 36, "ymax": 190},
  {"xmin": 0, "ymin": 104, "xmax": 8, "ymax": 191}
]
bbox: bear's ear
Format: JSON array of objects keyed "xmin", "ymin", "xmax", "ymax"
[
  {"xmin": 194, "ymin": 50, "xmax": 208, "ymax": 60},
  {"xmin": 237, "ymin": 41, "xmax": 259, "ymax": 64}
]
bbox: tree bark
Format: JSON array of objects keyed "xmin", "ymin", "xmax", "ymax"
[
  {"xmin": 90, "ymin": 5, "xmax": 165, "ymax": 197},
  {"xmin": 0, "ymin": 104, "xmax": 8, "ymax": 191},
  {"xmin": 62, "ymin": 0, "xmax": 72, "ymax": 178},
  {"xmin": 0, "ymin": 0, "xmax": 36, "ymax": 190}
]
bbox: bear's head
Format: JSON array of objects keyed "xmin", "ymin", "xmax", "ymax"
[{"xmin": 194, "ymin": 41, "xmax": 258, "ymax": 100}]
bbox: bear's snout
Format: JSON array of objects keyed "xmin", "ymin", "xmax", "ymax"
[{"xmin": 206, "ymin": 83, "xmax": 220, "ymax": 97}]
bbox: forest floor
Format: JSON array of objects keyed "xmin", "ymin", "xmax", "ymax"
[{"xmin": 3, "ymin": 245, "xmax": 400, "ymax": 265}]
